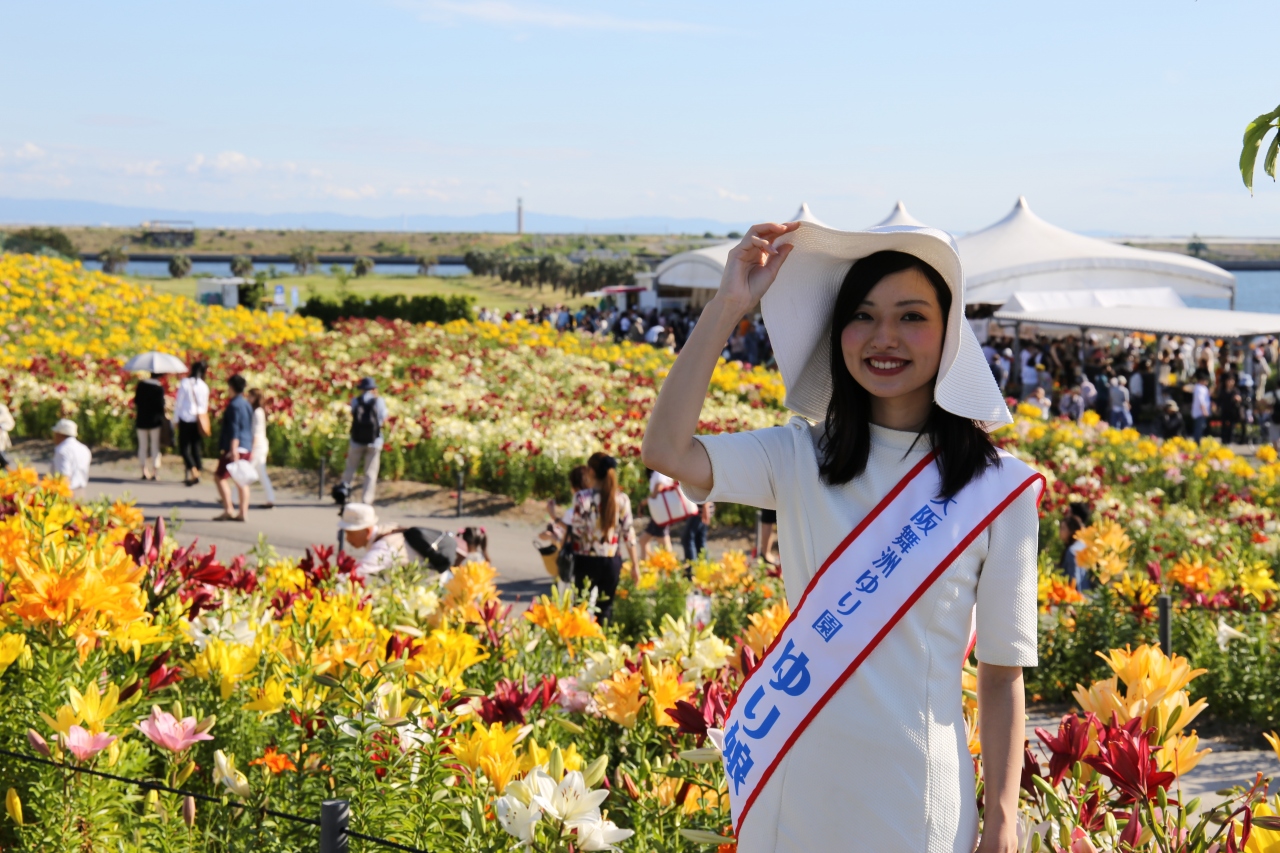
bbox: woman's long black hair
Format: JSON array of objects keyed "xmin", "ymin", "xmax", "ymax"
[{"xmin": 817, "ymin": 251, "xmax": 999, "ymax": 499}]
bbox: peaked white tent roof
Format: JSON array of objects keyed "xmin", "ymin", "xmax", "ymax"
[
  {"xmin": 654, "ymin": 203, "xmax": 826, "ymax": 289},
  {"xmin": 999, "ymin": 287, "xmax": 1185, "ymax": 313},
  {"xmin": 957, "ymin": 197, "xmax": 1236, "ymax": 305},
  {"xmin": 872, "ymin": 201, "xmax": 926, "ymax": 228}
]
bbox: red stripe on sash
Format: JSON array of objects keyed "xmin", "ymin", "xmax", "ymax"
[{"xmin": 733, "ymin": 470, "xmax": 1046, "ymax": 835}]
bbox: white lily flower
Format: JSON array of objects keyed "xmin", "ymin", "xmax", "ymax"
[
  {"xmin": 494, "ymin": 795, "xmax": 542, "ymax": 846},
  {"xmin": 577, "ymin": 817, "xmax": 635, "ymax": 851},
  {"xmin": 213, "ymin": 750, "xmax": 251, "ymax": 798},
  {"xmin": 706, "ymin": 727, "xmax": 726, "ymax": 755},
  {"xmin": 506, "ymin": 769, "xmax": 557, "ymax": 808},
  {"xmin": 1216, "ymin": 616, "xmax": 1252, "ymax": 651},
  {"xmin": 531, "ymin": 770, "xmax": 609, "ymax": 829}
]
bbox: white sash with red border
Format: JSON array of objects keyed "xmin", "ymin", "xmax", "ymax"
[{"xmin": 719, "ymin": 449, "xmax": 1044, "ymax": 835}]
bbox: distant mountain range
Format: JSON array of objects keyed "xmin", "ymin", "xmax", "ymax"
[{"xmin": 0, "ymin": 197, "xmax": 751, "ymax": 235}]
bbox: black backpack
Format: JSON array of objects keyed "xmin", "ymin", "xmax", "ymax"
[{"xmin": 351, "ymin": 397, "xmax": 381, "ymax": 445}]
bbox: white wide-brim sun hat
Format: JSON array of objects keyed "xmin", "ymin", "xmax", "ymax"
[
  {"xmin": 761, "ymin": 222, "xmax": 1012, "ymax": 429},
  {"xmin": 338, "ymin": 502, "xmax": 379, "ymax": 531}
]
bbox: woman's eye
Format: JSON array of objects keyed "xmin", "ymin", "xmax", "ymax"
[{"xmin": 902, "ymin": 311, "xmax": 926, "ymax": 321}]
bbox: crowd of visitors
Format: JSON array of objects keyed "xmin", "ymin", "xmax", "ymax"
[{"xmin": 982, "ymin": 330, "xmax": 1280, "ymax": 444}]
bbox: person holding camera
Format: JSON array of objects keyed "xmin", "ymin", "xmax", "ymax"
[{"xmin": 342, "ymin": 377, "xmax": 387, "ymax": 504}]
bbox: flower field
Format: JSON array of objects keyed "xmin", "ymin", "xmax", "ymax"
[
  {"xmin": 2, "ymin": 255, "xmax": 785, "ymax": 508},
  {"xmin": 11, "ymin": 252, "xmax": 1280, "ymax": 848}
]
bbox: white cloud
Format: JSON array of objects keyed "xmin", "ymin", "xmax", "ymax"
[
  {"xmin": 187, "ymin": 151, "xmax": 262, "ymax": 175},
  {"xmin": 716, "ymin": 187, "xmax": 750, "ymax": 203},
  {"xmin": 399, "ymin": 0, "xmax": 703, "ymax": 33},
  {"xmin": 15, "ymin": 143, "xmax": 45, "ymax": 161}
]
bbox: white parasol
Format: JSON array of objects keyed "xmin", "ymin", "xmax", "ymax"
[{"xmin": 123, "ymin": 351, "xmax": 188, "ymax": 374}]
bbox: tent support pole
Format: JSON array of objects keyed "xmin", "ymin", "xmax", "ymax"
[{"xmin": 1079, "ymin": 327, "xmax": 1088, "ymax": 377}]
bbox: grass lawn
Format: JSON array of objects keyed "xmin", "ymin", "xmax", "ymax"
[{"xmin": 128, "ymin": 272, "xmax": 598, "ymax": 312}]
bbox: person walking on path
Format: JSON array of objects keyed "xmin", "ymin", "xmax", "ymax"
[
  {"xmin": 134, "ymin": 373, "xmax": 166, "ymax": 480},
  {"xmin": 342, "ymin": 377, "xmax": 387, "ymax": 504},
  {"xmin": 174, "ymin": 361, "xmax": 210, "ymax": 486},
  {"xmin": 642, "ymin": 221, "xmax": 1040, "ymax": 853},
  {"xmin": 51, "ymin": 419, "xmax": 91, "ymax": 497},
  {"xmin": 566, "ymin": 452, "xmax": 639, "ymax": 623},
  {"xmin": 247, "ymin": 388, "xmax": 276, "ymax": 509},
  {"xmin": 682, "ymin": 501, "xmax": 712, "ymax": 561},
  {"xmin": 213, "ymin": 374, "xmax": 254, "ymax": 522},
  {"xmin": 638, "ymin": 468, "xmax": 676, "ymax": 559}
]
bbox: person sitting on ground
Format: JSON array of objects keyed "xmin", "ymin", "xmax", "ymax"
[
  {"xmin": 1059, "ymin": 386, "xmax": 1085, "ymax": 421},
  {"xmin": 339, "ymin": 503, "xmax": 456, "ymax": 577},
  {"xmin": 214, "ymin": 374, "xmax": 254, "ymax": 522},
  {"xmin": 1159, "ymin": 400, "xmax": 1185, "ymax": 439},
  {"xmin": 51, "ymin": 418, "xmax": 91, "ymax": 497}
]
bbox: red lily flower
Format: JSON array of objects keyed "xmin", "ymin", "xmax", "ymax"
[
  {"xmin": 1035, "ymin": 712, "xmax": 1096, "ymax": 786},
  {"xmin": 1083, "ymin": 714, "xmax": 1174, "ymax": 804}
]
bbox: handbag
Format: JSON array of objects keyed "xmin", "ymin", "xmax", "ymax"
[
  {"xmin": 556, "ymin": 534, "xmax": 576, "ymax": 584},
  {"xmin": 159, "ymin": 419, "xmax": 174, "ymax": 449},
  {"xmin": 226, "ymin": 459, "xmax": 259, "ymax": 486},
  {"xmin": 196, "ymin": 412, "xmax": 212, "ymax": 438},
  {"xmin": 647, "ymin": 484, "xmax": 698, "ymax": 526}
]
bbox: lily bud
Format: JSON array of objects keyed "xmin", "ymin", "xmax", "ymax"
[
  {"xmin": 5, "ymin": 788, "xmax": 23, "ymax": 826},
  {"xmin": 554, "ymin": 718, "xmax": 585, "ymax": 735},
  {"xmin": 27, "ymin": 729, "xmax": 50, "ymax": 758},
  {"xmin": 620, "ymin": 771, "xmax": 640, "ymax": 801},
  {"xmin": 145, "ymin": 789, "xmax": 159, "ymax": 809},
  {"xmin": 196, "ymin": 715, "xmax": 217, "ymax": 734},
  {"xmin": 582, "ymin": 754, "xmax": 609, "ymax": 789},
  {"xmin": 641, "ymin": 655, "xmax": 657, "ymax": 688},
  {"xmin": 1028, "ymin": 830, "xmax": 1041, "ymax": 853},
  {"xmin": 1105, "ymin": 812, "xmax": 1118, "ymax": 837},
  {"xmin": 547, "ymin": 746, "xmax": 564, "ymax": 782},
  {"xmin": 176, "ymin": 760, "xmax": 197, "ymax": 786},
  {"xmin": 1157, "ymin": 784, "xmax": 1168, "ymax": 810},
  {"xmin": 107, "ymin": 740, "xmax": 121, "ymax": 767},
  {"xmin": 182, "ymin": 796, "xmax": 196, "ymax": 828},
  {"xmin": 1186, "ymin": 797, "xmax": 1201, "ymax": 815},
  {"xmin": 171, "ymin": 700, "xmax": 183, "ymax": 721},
  {"xmin": 678, "ymin": 747, "xmax": 722, "ymax": 764}
]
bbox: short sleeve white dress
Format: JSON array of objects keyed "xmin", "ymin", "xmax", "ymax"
[{"xmin": 684, "ymin": 417, "xmax": 1040, "ymax": 853}]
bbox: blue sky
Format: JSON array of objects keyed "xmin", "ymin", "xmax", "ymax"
[{"xmin": 3, "ymin": 0, "xmax": 1280, "ymax": 235}]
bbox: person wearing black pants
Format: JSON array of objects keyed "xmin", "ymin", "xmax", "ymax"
[
  {"xmin": 566, "ymin": 453, "xmax": 639, "ymax": 623},
  {"xmin": 682, "ymin": 503, "xmax": 710, "ymax": 561}
]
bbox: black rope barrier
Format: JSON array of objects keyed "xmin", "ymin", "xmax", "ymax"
[{"xmin": 0, "ymin": 747, "xmax": 427, "ymax": 853}]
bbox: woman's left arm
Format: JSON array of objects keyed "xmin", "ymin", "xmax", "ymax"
[{"xmin": 975, "ymin": 663, "xmax": 1025, "ymax": 853}]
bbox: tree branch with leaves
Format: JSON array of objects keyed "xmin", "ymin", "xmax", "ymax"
[{"xmin": 1241, "ymin": 104, "xmax": 1280, "ymax": 194}]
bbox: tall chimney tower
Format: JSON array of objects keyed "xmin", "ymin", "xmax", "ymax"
[{"xmin": 517, "ymin": 198, "xmax": 524, "ymax": 236}]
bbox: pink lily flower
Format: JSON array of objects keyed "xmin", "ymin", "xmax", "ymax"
[
  {"xmin": 135, "ymin": 707, "xmax": 214, "ymax": 753},
  {"xmin": 63, "ymin": 725, "xmax": 117, "ymax": 762}
]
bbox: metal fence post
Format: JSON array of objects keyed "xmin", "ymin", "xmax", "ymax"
[
  {"xmin": 320, "ymin": 799, "xmax": 349, "ymax": 853},
  {"xmin": 1157, "ymin": 593, "xmax": 1172, "ymax": 657}
]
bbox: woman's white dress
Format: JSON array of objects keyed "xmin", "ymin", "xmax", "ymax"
[{"xmin": 685, "ymin": 419, "xmax": 1039, "ymax": 853}]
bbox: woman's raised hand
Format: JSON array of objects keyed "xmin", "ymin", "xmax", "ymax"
[{"xmin": 718, "ymin": 221, "xmax": 801, "ymax": 312}]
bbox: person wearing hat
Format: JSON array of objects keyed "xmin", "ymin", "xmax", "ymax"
[
  {"xmin": 341, "ymin": 377, "xmax": 388, "ymax": 505},
  {"xmin": 338, "ymin": 502, "xmax": 455, "ymax": 577},
  {"xmin": 51, "ymin": 419, "xmax": 92, "ymax": 496},
  {"xmin": 642, "ymin": 221, "xmax": 1040, "ymax": 853},
  {"xmin": 1159, "ymin": 399, "xmax": 1185, "ymax": 439}
]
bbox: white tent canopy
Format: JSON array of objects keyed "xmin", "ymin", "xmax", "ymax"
[
  {"xmin": 958, "ymin": 197, "xmax": 1236, "ymax": 306},
  {"xmin": 999, "ymin": 287, "xmax": 1185, "ymax": 313},
  {"xmin": 872, "ymin": 201, "xmax": 926, "ymax": 228},
  {"xmin": 993, "ymin": 305, "xmax": 1280, "ymax": 340},
  {"xmin": 654, "ymin": 202, "xmax": 826, "ymax": 290}
]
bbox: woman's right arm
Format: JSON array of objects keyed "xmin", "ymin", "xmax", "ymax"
[{"xmin": 640, "ymin": 222, "xmax": 798, "ymax": 494}]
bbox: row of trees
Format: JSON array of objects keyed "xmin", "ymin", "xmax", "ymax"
[{"xmin": 462, "ymin": 249, "xmax": 643, "ymax": 294}]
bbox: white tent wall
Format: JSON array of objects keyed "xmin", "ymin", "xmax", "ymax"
[{"xmin": 958, "ymin": 197, "xmax": 1236, "ymax": 306}]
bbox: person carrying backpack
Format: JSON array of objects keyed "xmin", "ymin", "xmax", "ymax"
[{"xmin": 341, "ymin": 377, "xmax": 388, "ymax": 504}]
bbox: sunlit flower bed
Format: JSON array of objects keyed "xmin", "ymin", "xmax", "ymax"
[
  {"xmin": 4, "ymin": 472, "xmax": 1280, "ymax": 852},
  {"xmin": 2, "ymin": 254, "xmax": 786, "ymax": 504}
]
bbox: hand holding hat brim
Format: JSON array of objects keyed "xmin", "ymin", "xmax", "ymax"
[{"xmin": 718, "ymin": 222, "xmax": 802, "ymax": 314}]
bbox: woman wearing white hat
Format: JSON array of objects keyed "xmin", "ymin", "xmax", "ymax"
[
  {"xmin": 51, "ymin": 418, "xmax": 92, "ymax": 497},
  {"xmin": 643, "ymin": 222, "xmax": 1042, "ymax": 853}
]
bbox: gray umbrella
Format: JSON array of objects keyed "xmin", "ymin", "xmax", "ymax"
[{"xmin": 123, "ymin": 351, "xmax": 188, "ymax": 374}]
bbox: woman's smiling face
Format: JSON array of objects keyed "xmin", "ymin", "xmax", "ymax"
[{"xmin": 839, "ymin": 266, "xmax": 946, "ymax": 406}]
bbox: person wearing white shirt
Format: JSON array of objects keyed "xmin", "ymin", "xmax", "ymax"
[
  {"xmin": 247, "ymin": 388, "xmax": 276, "ymax": 508},
  {"xmin": 639, "ymin": 468, "xmax": 676, "ymax": 558},
  {"xmin": 1019, "ymin": 344, "xmax": 1040, "ymax": 397},
  {"xmin": 644, "ymin": 323, "xmax": 665, "ymax": 345},
  {"xmin": 173, "ymin": 361, "xmax": 211, "ymax": 486},
  {"xmin": 51, "ymin": 419, "xmax": 91, "ymax": 496},
  {"xmin": 1191, "ymin": 371, "xmax": 1212, "ymax": 440}
]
